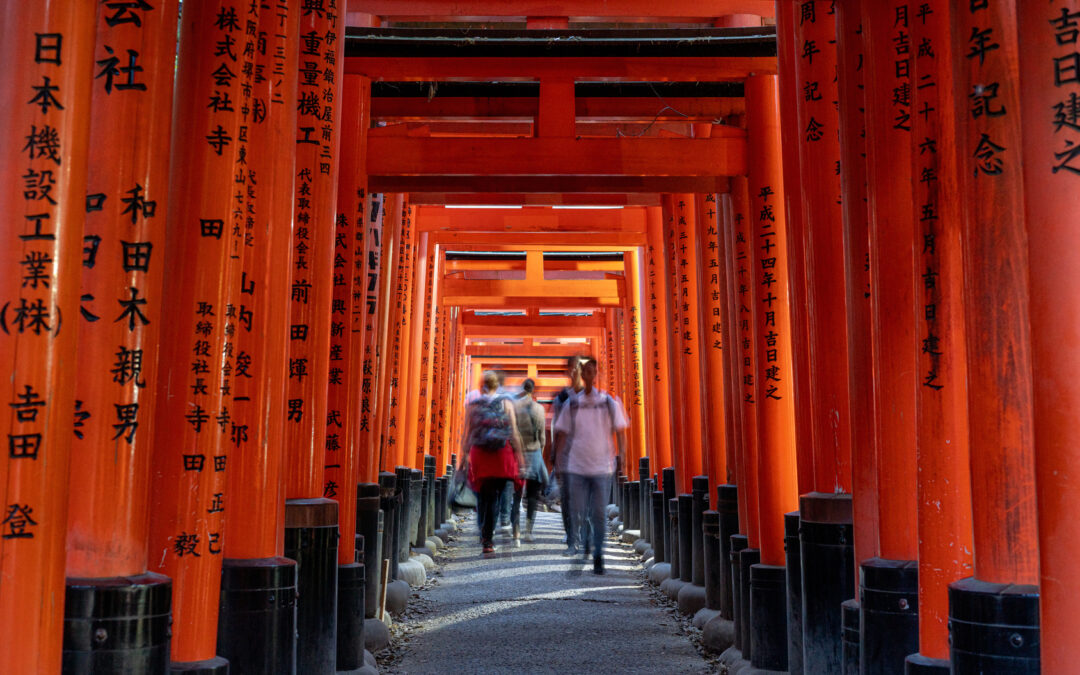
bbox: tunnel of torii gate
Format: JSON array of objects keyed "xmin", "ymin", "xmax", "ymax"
[{"xmin": 2, "ymin": 0, "xmax": 1079, "ymax": 673}]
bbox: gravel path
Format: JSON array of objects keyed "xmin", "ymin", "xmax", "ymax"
[{"xmin": 381, "ymin": 510, "xmax": 711, "ymax": 674}]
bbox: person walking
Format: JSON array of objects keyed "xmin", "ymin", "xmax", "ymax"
[
  {"xmin": 553, "ymin": 357, "xmax": 628, "ymax": 574},
  {"xmin": 514, "ymin": 379, "xmax": 548, "ymax": 542},
  {"xmin": 549, "ymin": 356, "xmax": 583, "ymax": 554},
  {"xmin": 462, "ymin": 370, "xmax": 525, "ymax": 555}
]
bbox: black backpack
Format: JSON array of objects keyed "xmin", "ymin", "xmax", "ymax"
[{"xmin": 470, "ymin": 395, "xmax": 512, "ymax": 452}]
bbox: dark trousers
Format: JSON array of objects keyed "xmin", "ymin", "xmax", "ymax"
[
  {"xmin": 570, "ymin": 473, "xmax": 611, "ymax": 560},
  {"xmin": 523, "ymin": 479, "xmax": 543, "ymax": 525},
  {"xmin": 478, "ymin": 478, "xmax": 510, "ymax": 544}
]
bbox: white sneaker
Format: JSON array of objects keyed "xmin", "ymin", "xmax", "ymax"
[
  {"xmin": 523, "ymin": 532, "xmax": 534, "ymax": 542},
  {"xmin": 499, "ymin": 524, "xmax": 512, "ymax": 534},
  {"xmin": 511, "ymin": 536, "xmax": 521, "ymax": 548}
]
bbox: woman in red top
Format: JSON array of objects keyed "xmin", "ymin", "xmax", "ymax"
[{"xmin": 462, "ymin": 370, "xmax": 526, "ymax": 554}]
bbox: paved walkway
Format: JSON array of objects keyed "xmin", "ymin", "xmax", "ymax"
[{"xmin": 384, "ymin": 510, "xmax": 710, "ymax": 674}]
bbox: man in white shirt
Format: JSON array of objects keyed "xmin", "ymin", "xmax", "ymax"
[{"xmin": 553, "ymin": 357, "xmax": 628, "ymax": 574}]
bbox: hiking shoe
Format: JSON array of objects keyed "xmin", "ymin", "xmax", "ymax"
[
  {"xmin": 561, "ymin": 545, "xmax": 578, "ymax": 557},
  {"xmin": 593, "ymin": 556, "xmax": 605, "ymax": 575}
]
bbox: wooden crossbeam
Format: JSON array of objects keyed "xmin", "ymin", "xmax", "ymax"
[{"xmin": 348, "ymin": 1, "xmax": 776, "ymax": 20}]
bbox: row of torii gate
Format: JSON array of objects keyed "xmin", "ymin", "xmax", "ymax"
[{"xmin": 2, "ymin": 0, "xmax": 1079, "ymax": 674}]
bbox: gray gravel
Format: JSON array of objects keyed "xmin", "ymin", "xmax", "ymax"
[{"xmin": 380, "ymin": 510, "xmax": 712, "ymax": 674}]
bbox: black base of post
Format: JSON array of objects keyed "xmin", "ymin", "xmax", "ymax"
[
  {"xmin": 434, "ymin": 477, "xmax": 446, "ymax": 528},
  {"xmin": 717, "ymin": 485, "xmax": 739, "ymax": 620},
  {"xmin": 638, "ymin": 458, "xmax": 651, "ymax": 541},
  {"xmin": 691, "ymin": 476, "xmax": 709, "ymax": 586},
  {"xmin": 621, "ymin": 481, "xmax": 631, "ymax": 527},
  {"xmin": 356, "ymin": 484, "xmax": 382, "ymax": 619},
  {"xmin": 860, "ymin": 558, "xmax": 918, "ymax": 675},
  {"xmin": 739, "ymin": 548, "xmax": 760, "ymax": 661},
  {"xmin": 677, "ymin": 494, "xmax": 694, "ymax": 582},
  {"xmin": 424, "ymin": 456, "xmax": 437, "ymax": 538},
  {"xmin": 379, "ymin": 472, "xmax": 400, "ymax": 581},
  {"xmin": 729, "ymin": 534, "xmax": 749, "ymax": 653},
  {"xmin": 662, "ymin": 467, "xmax": 676, "ymax": 553},
  {"xmin": 415, "ymin": 476, "xmax": 429, "ymax": 548},
  {"xmin": 63, "ymin": 572, "xmax": 172, "ymax": 674},
  {"xmin": 217, "ymin": 557, "xmax": 297, "ymax": 674},
  {"xmin": 800, "ymin": 492, "xmax": 855, "ymax": 675},
  {"xmin": 948, "ymin": 577, "xmax": 1039, "ymax": 674},
  {"xmin": 703, "ymin": 511, "xmax": 721, "ymax": 610},
  {"xmin": 629, "ymin": 481, "xmax": 641, "ymax": 531},
  {"xmin": 904, "ymin": 653, "xmax": 950, "ymax": 674},
  {"xmin": 750, "ymin": 563, "xmax": 789, "ymax": 671},
  {"xmin": 842, "ymin": 599, "xmax": 860, "ymax": 675},
  {"xmin": 785, "ymin": 511, "xmax": 803, "ymax": 675},
  {"xmin": 336, "ymin": 562, "xmax": 366, "ymax": 671},
  {"xmin": 169, "ymin": 657, "xmax": 229, "ymax": 674},
  {"xmin": 668, "ymin": 498, "xmax": 681, "ymax": 580},
  {"xmin": 407, "ymin": 469, "xmax": 423, "ymax": 554},
  {"xmin": 284, "ymin": 498, "xmax": 340, "ymax": 675},
  {"xmin": 651, "ymin": 490, "xmax": 666, "ymax": 563}
]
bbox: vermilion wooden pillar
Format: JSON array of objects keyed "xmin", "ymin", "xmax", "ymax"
[
  {"xmin": 627, "ymin": 247, "xmax": 649, "ymax": 466},
  {"xmin": 861, "ymin": 0, "xmax": 923, "ymax": 667},
  {"xmin": 1021, "ymin": 4, "xmax": 1080, "ymax": 670},
  {"xmin": 377, "ymin": 196, "xmax": 410, "ymax": 472},
  {"xmin": 373, "ymin": 195, "xmax": 402, "ymax": 473},
  {"xmin": 217, "ymin": 4, "xmax": 299, "ymax": 670},
  {"xmin": 746, "ymin": 74, "xmax": 799, "ymax": 672},
  {"xmin": 357, "ymin": 194, "xmax": 386, "ymax": 483},
  {"xmin": 834, "ymin": 0, "xmax": 879, "ymax": 604},
  {"xmin": 387, "ymin": 200, "xmax": 416, "ymax": 469},
  {"xmin": 730, "ymin": 177, "xmax": 761, "ymax": 551},
  {"xmin": 146, "ymin": 1, "xmax": 256, "ymax": 668},
  {"xmin": 695, "ymin": 188, "xmax": 729, "ymax": 492},
  {"xmin": 284, "ymin": 3, "xmax": 345, "ymax": 671},
  {"xmin": 401, "ymin": 231, "xmax": 430, "ymax": 468},
  {"xmin": 674, "ymin": 195, "xmax": 707, "ymax": 489},
  {"xmin": 0, "ymin": 3, "xmax": 94, "ymax": 671},
  {"xmin": 66, "ymin": 0, "xmax": 177, "ymax": 665},
  {"xmin": 776, "ymin": 0, "xmax": 814, "ymax": 498},
  {"xmin": 906, "ymin": 1, "xmax": 974, "ymax": 669},
  {"xmin": 662, "ymin": 194, "xmax": 689, "ymax": 487},
  {"xmin": 644, "ymin": 206, "xmax": 675, "ymax": 472},
  {"xmin": 415, "ymin": 238, "xmax": 439, "ymax": 464},
  {"xmin": 950, "ymin": 1, "xmax": 1040, "ymax": 672},
  {"xmin": 781, "ymin": 3, "xmax": 857, "ymax": 671}
]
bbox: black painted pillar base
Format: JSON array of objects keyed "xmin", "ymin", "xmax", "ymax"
[
  {"xmin": 217, "ymin": 557, "xmax": 297, "ymax": 674},
  {"xmin": 739, "ymin": 548, "xmax": 760, "ymax": 662},
  {"xmin": 415, "ymin": 475, "xmax": 429, "ymax": 548},
  {"xmin": 407, "ymin": 469, "xmax": 423, "ymax": 552},
  {"xmin": 638, "ymin": 458, "xmax": 650, "ymax": 541},
  {"xmin": 424, "ymin": 455, "xmax": 437, "ymax": 537},
  {"xmin": 717, "ymin": 485, "xmax": 739, "ymax": 621},
  {"xmin": 948, "ymin": 577, "xmax": 1039, "ymax": 674},
  {"xmin": 336, "ymin": 562, "xmax": 366, "ymax": 672},
  {"xmin": 620, "ymin": 481, "xmax": 631, "ymax": 527},
  {"xmin": 729, "ymin": 533, "xmax": 749, "ymax": 653},
  {"xmin": 749, "ymin": 563, "xmax": 789, "ymax": 672},
  {"xmin": 434, "ymin": 476, "xmax": 447, "ymax": 528},
  {"xmin": 677, "ymin": 494, "xmax": 694, "ymax": 582},
  {"xmin": 394, "ymin": 468, "xmax": 410, "ymax": 564},
  {"xmin": 63, "ymin": 572, "xmax": 172, "ymax": 674},
  {"xmin": 785, "ymin": 511, "xmax": 803, "ymax": 675},
  {"xmin": 661, "ymin": 467, "xmax": 676, "ymax": 544},
  {"xmin": 691, "ymin": 476, "xmax": 709, "ymax": 586},
  {"xmin": 800, "ymin": 492, "xmax": 855, "ymax": 675},
  {"xmin": 702, "ymin": 511, "xmax": 721, "ymax": 610},
  {"xmin": 904, "ymin": 653, "xmax": 950, "ymax": 674},
  {"xmin": 356, "ymin": 484, "xmax": 382, "ymax": 619},
  {"xmin": 168, "ymin": 657, "xmax": 229, "ymax": 674},
  {"xmin": 379, "ymin": 472, "xmax": 400, "ymax": 581},
  {"xmin": 668, "ymin": 497, "xmax": 682, "ymax": 579},
  {"xmin": 842, "ymin": 599, "xmax": 860, "ymax": 675},
  {"xmin": 860, "ymin": 558, "xmax": 918, "ymax": 675},
  {"xmin": 284, "ymin": 498, "xmax": 339, "ymax": 675},
  {"xmin": 652, "ymin": 490, "xmax": 666, "ymax": 563}
]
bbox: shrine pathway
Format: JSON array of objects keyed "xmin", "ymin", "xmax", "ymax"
[{"xmin": 383, "ymin": 510, "xmax": 710, "ymax": 674}]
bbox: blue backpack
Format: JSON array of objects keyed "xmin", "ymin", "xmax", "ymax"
[{"xmin": 470, "ymin": 395, "xmax": 512, "ymax": 452}]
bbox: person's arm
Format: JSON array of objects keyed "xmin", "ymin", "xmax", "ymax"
[
  {"xmin": 533, "ymin": 403, "xmax": 546, "ymax": 454},
  {"xmin": 459, "ymin": 404, "xmax": 473, "ymax": 470}
]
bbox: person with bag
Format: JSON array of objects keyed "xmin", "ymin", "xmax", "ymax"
[
  {"xmin": 462, "ymin": 370, "xmax": 525, "ymax": 555},
  {"xmin": 553, "ymin": 357, "xmax": 628, "ymax": 575},
  {"xmin": 549, "ymin": 355, "xmax": 584, "ymax": 553},
  {"xmin": 513, "ymin": 379, "xmax": 548, "ymax": 542}
]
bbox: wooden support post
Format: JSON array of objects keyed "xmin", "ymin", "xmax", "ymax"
[
  {"xmin": 644, "ymin": 206, "xmax": 675, "ymax": 473},
  {"xmin": 627, "ymin": 248, "xmax": 649, "ymax": 466},
  {"xmin": 860, "ymin": 0, "xmax": 923, "ymax": 666},
  {"xmin": 777, "ymin": 1, "xmax": 816, "ymax": 498},
  {"xmin": 146, "ymin": 2, "xmax": 259, "ymax": 668},
  {"xmin": 696, "ymin": 192, "xmax": 729, "ymax": 492},
  {"xmin": 415, "ymin": 240, "xmax": 440, "ymax": 464},
  {"xmin": 357, "ymin": 195, "xmax": 386, "ymax": 483},
  {"xmin": 402, "ymin": 232, "xmax": 430, "ymax": 468},
  {"xmin": 950, "ymin": 1, "xmax": 1040, "ymax": 672},
  {"xmin": 1020, "ymin": 4, "xmax": 1080, "ymax": 670},
  {"xmin": 663, "ymin": 195, "xmax": 688, "ymax": 484},
  {"xmin": 674, "ymin": 195, "xmax": 707, "ymax": 489},
  {"xmin": 834, "ymin": 0, "xmax": 880, "ymax": 604},
  {"xmin": 217, "ymin": 5, "xmax": 300, "ymax": 670},
  {"xmin": 392, "ymin": 204, "xmax": 418, "ymax": 468},
  {"xmin": 283, "ymin": 4, "xmax": 346, "ymax": 672},
  {"xmin": 0, "ymin": 3, "xmax": 95, "ymax": 671},
  {"xmin": 65, "ymin": 4, "xmax": 179, "ymax": 665},
  {"xmin": 905, "ymin": 1, "xmax": 974, "ymax": 669},
  {"xmin": 746, "ymin": 73, "xmax": 799, "ymax": 672},
  {"xmin": 374, "ymin": 194, "xmax": 402, "ymax": 473},
  {"xmin": 730, "ymin": 177, "xmax": 761, "ymax": 551}
]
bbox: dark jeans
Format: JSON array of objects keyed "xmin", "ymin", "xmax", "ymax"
[
  {"xmin": 478, "ymin": 478, "xmax": 510, "ymax": 544},
  {"xmin": 570, "ymin": 473, "xmax": 611, "ymax": 559},
  {"xmin": 523, "ymin": 479, "xmax": 542, "ymax": 524}
]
